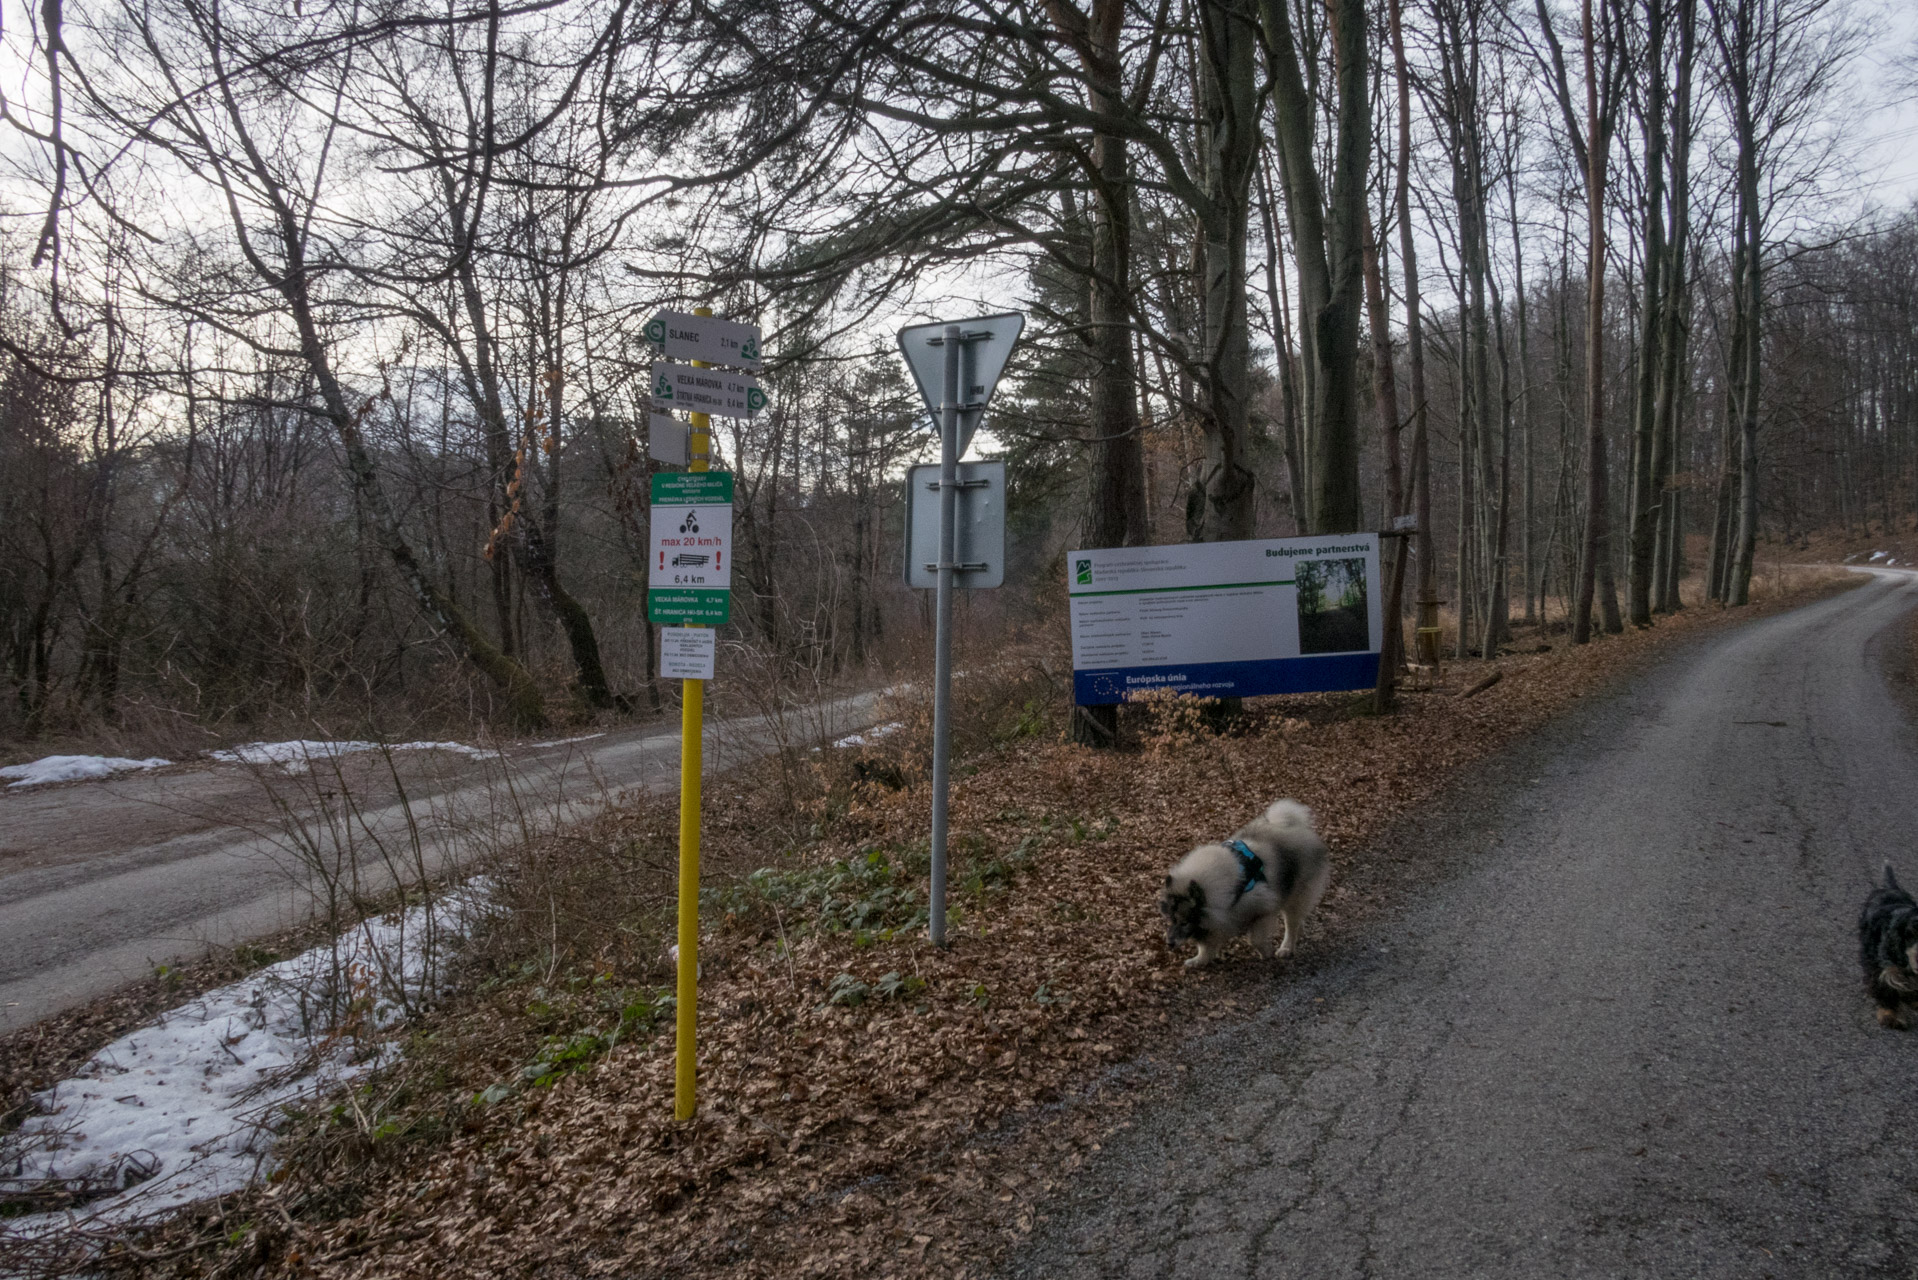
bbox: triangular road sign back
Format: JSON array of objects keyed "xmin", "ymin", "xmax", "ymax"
[{"xmin": 896, "ymin": 312, "xmax": 1025, "ymax": 457}]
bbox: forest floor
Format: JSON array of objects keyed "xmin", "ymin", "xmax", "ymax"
[
  {"xmin": 1779, "ymin": 525, "xmax": 1918, "ymax": 568},
  {"xmin": 0, "ymin": 561, "xmax": 1863, "ymax": 1278}
]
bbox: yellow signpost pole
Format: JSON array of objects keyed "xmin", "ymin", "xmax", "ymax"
[{"xmin": 673, "ymin": 306, "xmax": 713, "ymax": 1122}]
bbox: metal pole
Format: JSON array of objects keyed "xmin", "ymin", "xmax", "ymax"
[
  {"xmin": 928, "ymin": 324, "xmax": 961, "ymax": 947},
  {"xmin": 674, "ymin": 306, "xmax": 713, "ymax": 1121}
]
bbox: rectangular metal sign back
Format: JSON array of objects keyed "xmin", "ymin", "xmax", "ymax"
[
  {"xmin": 1067, "ymin": 534, "xmax": 1381, "ymax": 705},
  {"xmin": 652, "ymin": 362, "xmax": 766, "ymax": 418},
  {"xmin": 649, "ymin": 413, "xmax": 690, "ymax": 466},
  {"xmin": 643, "ymin": 312, "xmax": 762, "ymax": 370},
  {"xmin": 904, "ymin": 461, "xmax": 1005, "ymax": 589}
]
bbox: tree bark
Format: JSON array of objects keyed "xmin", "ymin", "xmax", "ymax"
[
  {"xmin": 1191, "ymin": 0, "xmax": 1260, "ymax": 542},
  {"xmin": 1259, "ymin": 0, "xmax": 1370, "ymax": 534},
  {"xmin": 1388, "ymin": 0, "xmax": 1438, "ymax": 660},
  {"xmin": 1570, "ymin": 0, "xmax": 1615, "ymax": 645}
]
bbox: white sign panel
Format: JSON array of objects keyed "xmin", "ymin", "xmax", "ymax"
[
  {"xmin": 649, "ymin": 413, "xmax": 689, "ymax": 465},
  {"xmin": 652, "ymin": 362, "xmax": 767, "ymax": 418},
  {"xmin": 1067, "ymin": 535, "xmax": 1381, "ymax": 705},
  {"xmin": 650, "ymin": 498, "xmax": 733, "ymax": 589},
  {"xmin": 643, "ymin": 312, "xmax": 762, "ymax": 370},
  {"xmin": 660, "ymin": 626, "xmax": 717, "ymax": 680}
]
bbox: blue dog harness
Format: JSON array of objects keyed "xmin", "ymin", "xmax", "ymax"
[{"xmin": 1227, "ymin": 839, "xmax": 1268, "ymax": 903}]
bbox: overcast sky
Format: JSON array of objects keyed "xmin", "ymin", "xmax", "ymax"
[{"xmin": 1855, "ymin": 5, "xmax": 1918, "ymax": 210}]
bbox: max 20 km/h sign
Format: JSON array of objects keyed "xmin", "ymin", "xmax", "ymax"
[{"xmin": 648, "ymin": 472, "xmax": 733, "ymax": 625}]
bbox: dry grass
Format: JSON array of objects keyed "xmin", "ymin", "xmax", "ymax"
[{"xmin": 18, "ymin": 572, "xmax": 1859, "ymax": 1279}]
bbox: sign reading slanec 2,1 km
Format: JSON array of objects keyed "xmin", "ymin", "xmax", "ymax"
[
  {"xmin": 643, "ymin": 312, "xmax": 762, "ymax": 370},
  {"xmin": 1066, "ymin": 534, "xmax": 1381, "ymax": 705},
  {"xmin": 648, "ymin": 473, "xmax": 733, "ymax": 626}
]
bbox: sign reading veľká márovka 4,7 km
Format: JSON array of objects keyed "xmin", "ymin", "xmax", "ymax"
[{"xmin": 1066, "ymin": 534, "xmax": 1382, "ymax": 705}]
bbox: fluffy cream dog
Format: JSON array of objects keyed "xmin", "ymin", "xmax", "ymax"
[{"xmin": 1160, "ymin": 799, "xmax": 1331, "ymax": 968}]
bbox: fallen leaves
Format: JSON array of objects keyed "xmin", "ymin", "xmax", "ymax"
[{"xmin": 62, "ymin": 571, "xmax": 1855, "ymax": 1280}]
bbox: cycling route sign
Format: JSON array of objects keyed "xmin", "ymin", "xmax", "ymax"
[{"xmin": 649, "ymin": 472, "xmax": 733, "ymax": 625}]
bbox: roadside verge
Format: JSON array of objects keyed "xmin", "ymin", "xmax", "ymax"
[{"xmin": 8, "ymin": 569, "xmax": 1862, "ymax": 1279}]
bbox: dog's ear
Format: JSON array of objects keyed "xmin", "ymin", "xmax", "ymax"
[{"xmin": 1164, "ymin": 873, "xmax": 1174, "ymax": 886}]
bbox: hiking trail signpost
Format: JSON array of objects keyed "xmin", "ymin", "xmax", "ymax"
[
  {"xmin": 646, "ymin": 307, "xmax": 758, "ymax": 1122},
  {"xmin": 895, "ymin": 312, "xmax": 1023, "ymax": 947}
]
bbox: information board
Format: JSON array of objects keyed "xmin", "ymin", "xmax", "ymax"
[
  {"xmin": 1067, "ymin": 534, "xmax": 1381, "ymax": 705},
  {"xmin": 660, "ymin": 626, "xmax": 717, "ymax": 679},
  {"xmin": 648, "ymin": 473, "xmax": 732, "ymax": 625}
]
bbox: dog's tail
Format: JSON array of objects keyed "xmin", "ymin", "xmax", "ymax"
[
  {"xmin": 1887, "ymin": 862, "xmax": 1903, "ymax": 893},
  {"xmin": 1263, "ymin": 799, "xmax": 1315, "ymax": 832}
]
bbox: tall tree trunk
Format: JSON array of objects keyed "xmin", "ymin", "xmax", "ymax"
[
  {"xmin": 1388, "ymin": 0, "xmax": 1437, "ymax": 660},
  {"xmin": 1506, "ymin": 152, "xmax": 1536, "ymax": 627},
  {"xmin": 1257, "ymin": 157, "xmax": 1307, "ymax": 531},
  {"xmin": 1191, "ymin": 0, "xmax": 1260, "ymax": 542},
  {"xmin": 1063, "ymin": 0, "xmax": 1146, "ymax": 747},
  {"xmin": 1626, "ymin": 0, "xmax": 1670, "ymax": 627},
  {"xmin": 1651, "ymin": 0, "xmax": 1695, "ymax": 615},
  {"xmin": 1362, "ymin": 197, "xmax": 1407, "ymax": 706},
  {"xmin": 1260, "ymin": 0, "xmax": 1370, "ymax": 534},
  {"xmin": 1052, "ymin": 0, "xmax": 1147, "ymax": 554},
  {"xmin": 1363, "ymin": 208, "xmax": 1403, "ymax": 522},
  {"xmin": 1707, "ymin": 383, "xmax": 1736, "ymax": 601},
  {"xmin": 1726, "ymin": 97, "xmax": 1762, "ymax": 604},
  {"xmin": 456, "ymin": 238, "xmax": 616, "ymax": 710},
  {"xmin": 1571, "ymin": 0, "xmax": 1615, "ymax": 645}
]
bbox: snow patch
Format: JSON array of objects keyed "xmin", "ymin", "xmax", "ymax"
[
  {"xmin": 1871, "ymin": 550, "xmax": 1888, "ymax": 560},
  {"xmin": 0, "ymin": 755, "xmax": 171, "ymax": 788},
  {"xmin": 0, "ymin": 887, "xmax": 487, "ymax": 1240},
  {"xmin": 528, "ymin": 733, "xmax": 607, "ymax": 749},
  {"xmin": 833, "ymin": 721, "xmax": 903, "ymax": 749},
  {"xmin": 209, "ymin": 739, "xmax": 497, "ymax": 774}
]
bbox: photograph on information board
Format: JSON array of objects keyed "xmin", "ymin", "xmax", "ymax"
[{"xmin": 1295, "ymin": 557, "xmax": 1370, "ymax": 655}]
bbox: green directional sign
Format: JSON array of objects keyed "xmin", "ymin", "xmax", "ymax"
[
  {"xmin": 652, "ymin": 472, "xmax": 734, "ymax": 505},
  {"xmin": 649, "ymin": 588, "xmax": 731, "ymax": 626}
]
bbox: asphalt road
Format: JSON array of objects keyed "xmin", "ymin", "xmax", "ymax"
[
  {"xmin": 0, "ymin": 690, "xmax": 881, "ymax": 1032},
  {"xmin": 1007, "ymin": 568, "xmax": 1918, "ymax": 1279}
]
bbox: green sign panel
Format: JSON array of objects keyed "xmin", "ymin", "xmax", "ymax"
[
  {"xmin": 651, "ymin": 472, "xmax": 734, "ymax": 504},
  {"xmin": 649, "ymin": 587, "xmax": 731, "ymax": 626}
]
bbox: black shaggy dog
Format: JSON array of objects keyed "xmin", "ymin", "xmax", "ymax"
[{"xmin": 1859, "ymin": 864, "xmax": 1918, "ymax": 1028}]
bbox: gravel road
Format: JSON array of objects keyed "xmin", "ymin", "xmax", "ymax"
[
  {"xmin": 0, "ymin": 691, "xmax": 881, "ymax": 1032},
  {"xmin": 1006, "ymin": 568, "xmax": 1918, "ymax": 1279}
]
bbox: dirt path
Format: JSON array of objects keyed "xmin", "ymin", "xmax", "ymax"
[
  {"xmin": 0, "ymin": 692, "xmax": 881, "ymax": 1032},
  {"xmin": 1004, "ymin": 568, "xmax": 1918, "ymax": 1278}
]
